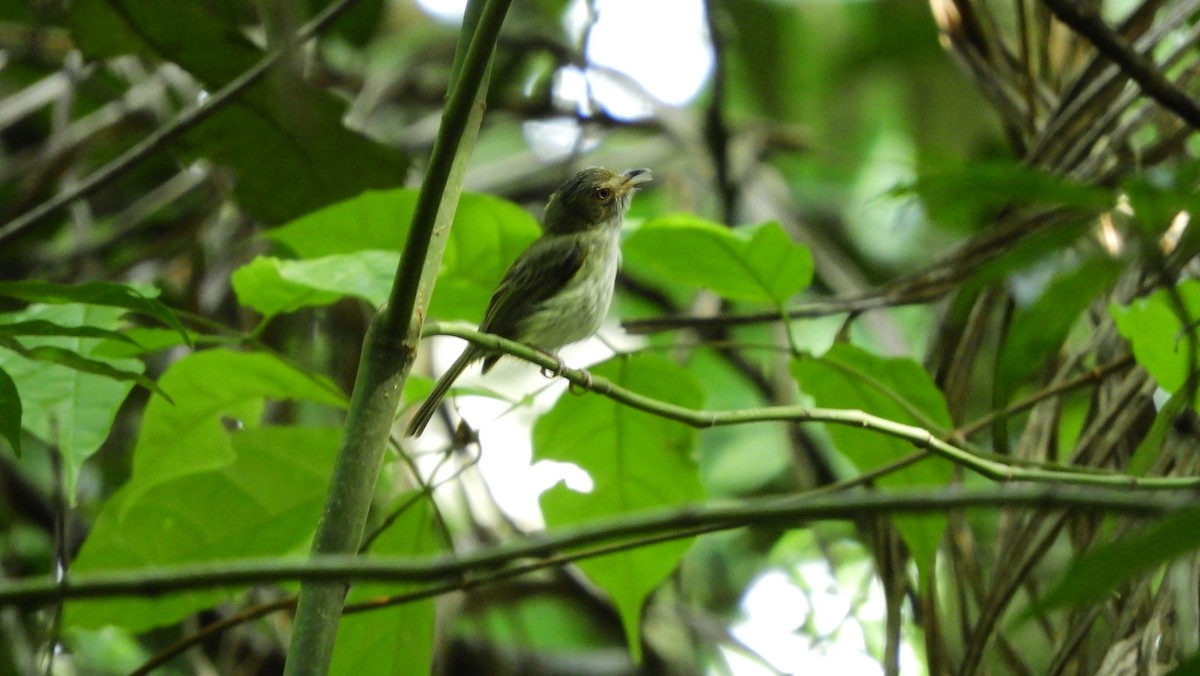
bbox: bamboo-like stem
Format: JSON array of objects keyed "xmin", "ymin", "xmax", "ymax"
[{"xmin": 283, "ymin": 2, "xmax": 510, "ymax": 673}]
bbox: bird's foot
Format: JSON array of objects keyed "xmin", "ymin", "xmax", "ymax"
[
  {"xmin": 539, "ymin": 352, "xmax": 565, "ymax": 379},
  {"xmin": 568, "ymin": 369, "xmax": 593, "ymax": 395}
]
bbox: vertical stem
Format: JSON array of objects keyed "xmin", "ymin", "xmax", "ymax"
[{"xmin": 283, "ymin": 1, "xmax": 511, "ymax": 673}]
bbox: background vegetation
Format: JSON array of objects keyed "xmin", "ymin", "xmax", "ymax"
[{"xmin": 0, "ymin": 0, "xmax": 1199, "ymax": 673}]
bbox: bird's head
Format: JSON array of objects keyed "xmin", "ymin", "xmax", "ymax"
[{"xmin": 542, "ymin": 167, "xmax": 651, "ymax": 235}]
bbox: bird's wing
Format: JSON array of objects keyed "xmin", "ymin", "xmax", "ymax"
[{"xmin": 479, "ymin": 236, "xmax": 585, "ymax": 340}]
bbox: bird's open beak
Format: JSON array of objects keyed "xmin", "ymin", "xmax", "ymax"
[{"xmin": 621, "ymin": 168, "xmax": 653, "ymax": 187}]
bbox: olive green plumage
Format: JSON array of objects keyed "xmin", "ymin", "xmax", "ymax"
[{"xmin": 406, "ymin": 167, "xmax": 651, "ymax": 437}]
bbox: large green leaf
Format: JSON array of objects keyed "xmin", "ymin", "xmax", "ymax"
[
  {"xmin": 68, "ymin": 0, "xmax": 406, "ymax": 224},
  {"xmin": 120, "ymin": 349, "xmax": 345, "ymax": 509},
  {"xmin": 269, "ymin": 189, "xmax": 422, "ymax": 257},
  {"xmin": 330, "ymin": 494, "xmax": 442, "ymax": 676},
  {"xmin": 1039, "ymin": 506, "xmax": 1200, "ymax": 611},
  {"xmin": 534, "ymin": 354, "xmax": 704, "ymax": 661},
  {"xmin": 0, "ymin": 281, "xmax": 186, "ymax": 341},
  {"xmin": 259, "ymin": 188, "xmax": 540, "ymax": 320},
  {"xmin": 791, "ymin": 344, "xmax": 954, "ymax": 574},
  {"xmin": 0, "ymin": 366, "xmax": 20, "ymax": 456},
  {"xmin": 231, "ymin": 255, "xmax": 347, "ymax": 318},
  {"xmin": 0, "ymin": 304, "xmax": 145, "ymax": 498},
  {"xmin": 623, "ymin": 216, "xmax": 813, "ymax": 305},
  {"xmin": 897, "ymin": 160, "xmax": 1112, "ymax": 232},
  {"xmin": 995, "ymin": 257, "xmax": 1122, "ymax": 405},
  {"xmin": 67, "ymin": 426, "xmax": 341, "ymax": 632},
  {"xmin": 1112, "ymin": 280, "xmax": 1200, "ymax": 395},
  {"xmin": 0, "ymin": 319, "xmax": 140, "ymax": 345},
  {"xmin": 0, "ymin": 338, "xmax": 166, "ymax": 401}
]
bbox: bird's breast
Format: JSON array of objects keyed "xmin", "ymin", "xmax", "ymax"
[{"xmin": 515, "ymin": 228, "xmax": 621, "ymax": 350}]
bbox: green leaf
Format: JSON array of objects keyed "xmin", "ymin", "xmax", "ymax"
[
  {"xmin": 623, "ymin": 216, "xmax": 813, "ymax": 305},
  {"xmin": 0, "ymin": 305, "xmax": 146, "ymax": 498},
  {"xmin": 270, "ymin": 189, "xmax": 421, "ymax": 257},
  {"xmin": 0, "ymin": 319, "xmax": 140, "ymax": 345},
  {"xmin": 0, "ymin": 281, "xmax": 187, "ymax": 343},
  {"xmin": 1128, "ymin": 390, "xmax": 1189, "ymax": 477},
  {"xmin": 1039, "ymin": 506, "xmax": 1200, "ymax": 611},
  {"xmin": 0, "ymin": 366, "xmax": 20, "ymax": 456},
  {"xmin": 67, "ymin": 427, "xmax": 341, "ymax": 632},
  {"xmin": 1112, "ymin": 280, "xmax": 1200, "ymax": 395},
  {"xmin": 995, "ymin": 257, "xmax": 1122, "ymax": 405},
  {"xmin": 897, "ymin": 160, "xmax": 1112, "ymax": 232},
  {"xmin": 120, "ymin": 349, "xmax": 346, "ymax": 507},
  {"xmin": 330, "ymin": 493, "xmax": 442, "ymax": 676},
  {"xmin": 90, "ymin": 327, "xmax": 203, "ymax": 359},
  {"xmin": 68, "ymin": 0, "xmax": 406, "ymax": 225},
  {"xmin": 791, "ymin": 344, "xmax": 954, "ymax": 574},
  {"xmin": 231, "ymin": 256, "xmax": 346, "ymax": 317},
  {"xmin": 0, "ymin": 339, "xmax": 168, "ymax": 402},
  {"xmin": 264, "ymin": 188, "xmax": 540, "ymax": 321},
  {"xmin": 534, "ymin": 354, "xmax": 704, "ymax": 661}
]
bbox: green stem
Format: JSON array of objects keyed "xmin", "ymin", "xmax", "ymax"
[
  {"xmin": 3, "ymin": 486, "xmax": 1191, "ymax": 608},
  {"xmin": 283, "ymin": 1, "xmax": 510, "ymax": 673},
  {"xmin": 422, "ymin": 324, "xmax": 1200, "ymax": 490}
]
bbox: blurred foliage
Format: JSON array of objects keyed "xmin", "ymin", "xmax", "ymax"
[{"xmin": 0, "ymin": 0, "xmax": 1199, "ymax": 674}]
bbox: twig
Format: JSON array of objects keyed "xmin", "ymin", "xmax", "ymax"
[
  {"xmin": 621, "ymin": 291, "xmax": 905, "ymax": 334},
  {"xmin": 134, "ymin": 523, "xmax": 711, "ymax": 675},
  {"xmin": 1039, "ymin": 0, "xmax": 1200, "ymax": 130},
  {"xmin": 0, "ymin": 0, "xmax": 363, "ymax": 245},
  {"xmin": 422, "ymin": 324, "xmax": 1198, "ymax": 489}
]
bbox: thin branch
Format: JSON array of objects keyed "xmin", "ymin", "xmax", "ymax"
[
  {"xmin": 955, "ymin": 354, "xmax": 1135, "ymax": 438},
  {"xmin": 1, "ymin": 485, "xmax": 1192, "ymax": 608},
  {"xmin": 135, "ymin": 523, "xmax": 711, "ymax": 675},
  {"xmin": 621, "ymin": 206, "xmax": 1073, "ymax": 335},
  {"xmin": 1039, "ymin": 0, "xmax": 1200, "ymax": 130},
  {"xmin": 621, "ymin": 291, "xmax": 906, "ymax": 335},
  {"xmin": 132, "ymin": 598, "xmax": 294, "ymax": 676},
  {"xmin": 423, "ymin": 324, "xmax": 1195, "ymax": 489},
  {"xmin": 0, "ymin": 0, "xmax": 363, "ymax": 245}
]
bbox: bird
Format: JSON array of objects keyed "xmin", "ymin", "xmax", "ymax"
[{"xmin": 405, "ymin": 167, "xmax": 651, "ymax": 437}]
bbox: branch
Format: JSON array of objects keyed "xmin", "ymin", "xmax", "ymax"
[
  {"xmin": 422, "ymin": 324, "xmax": 1198, "ymax": 489},
  {"xmin": 1039, "ymin": 0, "xmax": 1200, "ymax": 130},
  {"xmin": 623, "ymin": 205, "xmax": 1092, "ymax": 336},
  {"xmin": 3, "ymin": 486, "xmax": 1192, "ymax": 609},
  {"xmin": 621, "ymin": 291, "xmax": 905, "ymax": 334},
  {"xmin": 0, "ymin": 0, "xmax": 363, "ymax": 245}
]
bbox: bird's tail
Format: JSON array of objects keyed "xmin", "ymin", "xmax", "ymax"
[{"xmin": 405, "ymin": 348, "xmax": 478, "ymax": 437}]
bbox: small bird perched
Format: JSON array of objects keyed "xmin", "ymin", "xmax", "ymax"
[{"xmin": 406, "ymin": 167, "xmax": 651, "ymax": 437}]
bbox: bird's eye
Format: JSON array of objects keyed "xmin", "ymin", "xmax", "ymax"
[{"xmin": 594, "ymin": 187, "xmax": 612, "ymax": 201}]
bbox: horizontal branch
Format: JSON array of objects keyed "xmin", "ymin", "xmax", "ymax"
[
  {"xmin": 2, "ymin": 485, "xmax": 1192, "ymax": 607},
  {"xmin": 423, "ymin": 324, "xmax": 1197, "ymax": 489},
  {"xmin": 621, "ymin": 291, "xmax": 901, "ymax": 334}
]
